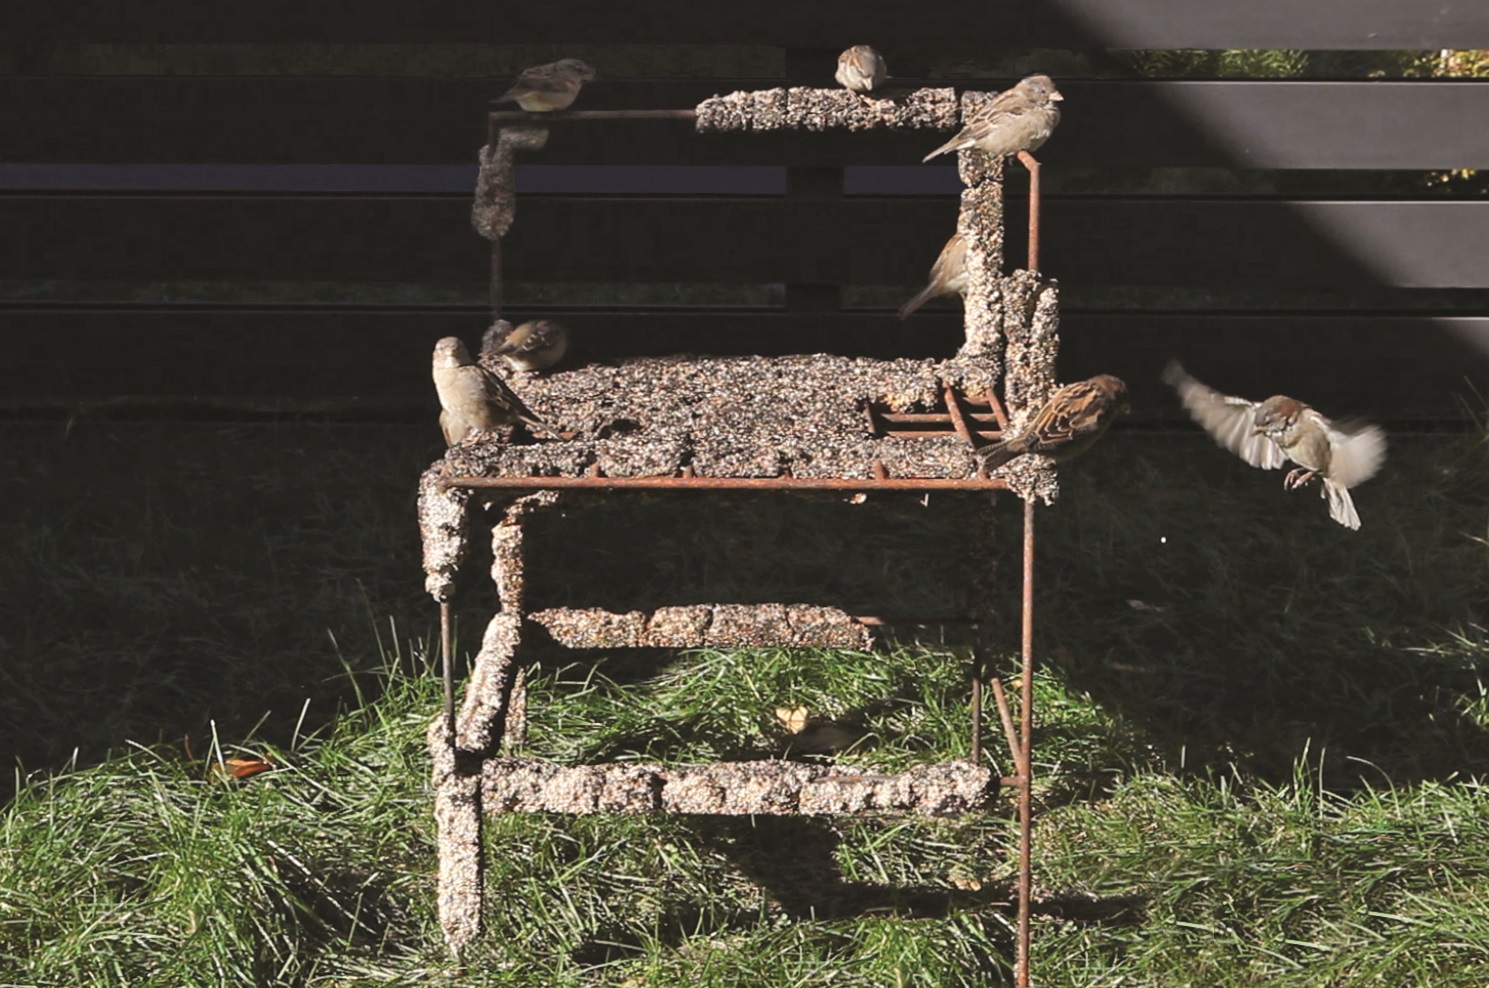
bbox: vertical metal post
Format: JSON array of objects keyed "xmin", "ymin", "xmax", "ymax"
[
  {"xmin": 441, "ymin": 601, "xmax": 455, "ymax": 746},
  {"xmin": 1015, "ymin": 498, "xmax": 1035, "ymax": 987},
  {"xmin": 970, "ymin": 629, "xmax": 984, "ymax": 765},
  {"xmin": 1018, "ymin": 150, "xmax": 1041, "ymax": 274}
]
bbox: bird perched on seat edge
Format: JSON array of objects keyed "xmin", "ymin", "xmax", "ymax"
[
  {"xmin": 977, "ymin": 375, "xmax": 1129, "ymax": 471},
  {"xmin": 922, "ymin": 73, "xmax": 1063, "ymax": 162},
  {"xmin": 432, "ymin": 336, "xmax": 558, "ymax": 446},
  {"xmin": 836, "ymin": 45, "xmax": 888, "ymax": 95},
  {"xmin": 483, "ymin": 318, "xmax": 570, "ymax": 374},
  {"xmin": 1163, "ymin": 361, "xmax": 1385, "ymax": 530},
  {"xmin": 493, "ymin": 58, "xmax": 597, "ymax": 113},
  {"xmin": 898, "ymin": 231, "xmax": 968, "ymax": 319}
]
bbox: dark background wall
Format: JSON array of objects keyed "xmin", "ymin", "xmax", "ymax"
[{"xmin": 4, "ymin": 1, "xmax": 1489, "ymax": 421}]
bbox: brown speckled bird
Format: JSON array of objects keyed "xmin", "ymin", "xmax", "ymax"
[
  {"xmin": 482, "ymin": 318, "xmax": 570, "ymax": 374},
  {"xmin": 1163, "ymin": 362, "xmax": 1386, "ymax": 530},
  {"xmin": 432, "ymin": 336, "xmax": 556, "ymax": 446},
  {"xmin": 835, "ymin": 45, "xmax": 887, "ymax": 95},
  {"xmin": 977, "ymin": 375, "xmax": 1128, "ymax": 471},
  {"xmin": 898, "ymin": 231, "xmax": 968, "ymax": 319},
  {"xmin": 922, "ymin": 74, "xmax": 1063, "ymax": 162},
  {"xmin": 493, "ymin": 58, "xmax": 596, "ymax": 112}
]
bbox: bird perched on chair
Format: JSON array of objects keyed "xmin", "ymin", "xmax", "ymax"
[
  {"xmin": 977, "ymin": 375, "xmax": 1128, "ymax": 471},
  {"xmin": 922, "ymin": 74, "xmax": 1063, "ymax": 163},
  {"xmin": 835, "ymin": 45, "xmax": 887, "ymax": 95},
  {"xmin": 493, "ymin": 58, "xmax": 597, "ymax": 113},
  {"xmin": 898, "ymin": 232, "xmax": 968, "ymax": 319},
  {"xmin": 432, "ymin": 336, "xmax": 558, "ymax": 446},
  {"xmin": 1163, "ymin": 362, "xmax": 1385, "ymax": 530},
  {"xmin": 483, "ymin": 318, "xmax": 570, "ymax": 374}
]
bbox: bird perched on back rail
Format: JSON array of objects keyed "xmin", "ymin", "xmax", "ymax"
[
  {"xmin": 922, "ymin": 73, "xmax": 1063, "ymax": 162},
  {"xmin": 898, "ymin": 231, "xmax": 968, "ymax": 319},
  {"xmin": 1163, "ymin": 362, "xmax": 1386, "ymax": 530},
  {"xmin": 835, "ymin": 45, "xmax": 888, "ymax": 96},
  {"xmin": 482, "ymin": 318, "xmax": 570, "ymax": 374},
  {"xmin": 432, "ymin": 336, "xmax": 559, "ymax": 446},
  {"xmin": 977, "ymin": 375, "xmax": 1129, "ymax": 471},
  {"xmin": 493, "ymin": 58, "xmax": 597, "ymax": 113}
]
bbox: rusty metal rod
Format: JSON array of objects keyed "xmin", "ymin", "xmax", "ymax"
[
  {"xmin": 1016, "ymin": 497, "xmax": 1036, "ymax": 988},
  {"xmin": 983, "ymin": 391, "xmax": 1011, "ymax": 432},
  {"xmin": 1018, "ymin": 149, "xmax": 1041, "ymax": 274},
  {"xmin": 851, "ymin": 615, "xmax": 978, "ymax": 626},
  {"xmin": 879, "ymin": 412, "xmax": 1003, "ymax": 424},
  {"xmin": 941, "ymin": 387, "xmax": 986, "ymax": 451},
  {"xmin": 440, "ymin": 600, "xmax": 455, "ymax": 746},
  {"xmin": 489, "ymin": 109, "xmax": 699, "ymax": 122},
  {"xmin": 443, "ymin": 474, "xmax": 1008, "ymax": 491},
  {"xmin": 883, "ymin": 429, "xmax": 1003, "ymax": 440},
  {"xmin": 989, "ymin": 676, "xmax": 1026, "ymax": 777},
  {"xmin": 970, "ymin": 633, "xmax": 985, "ymax": 765}
]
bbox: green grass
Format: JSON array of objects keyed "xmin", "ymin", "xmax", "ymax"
[{"xmin": 3, "ymin": 418, "xmax": 1489, "ymax": 985}]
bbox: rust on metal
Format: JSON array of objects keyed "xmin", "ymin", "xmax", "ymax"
[
  {"xmin": 941, "ymin": 386, "xmax": 980, "ymax": 448},
  {"xmin": 1018, "ymin": 149, "xmax": 1041, "ymax": 274},
  {"xmin": 970, "ymin": 634, "xmax": 985, "ymax": 765},
  {"xmin": 489, "ymin": 108, "xmax": 699, "ymax": 123},
  {"xmin": 982, "ymin": 390, "xmax": 1011, "ymax": 432},
  {"xmin": 1016, "ymin": 498, "xmax": 1036, "ymax": 988},
  {"xmin": 990, "ymin": 676, "xmax": 1026, "ymax": 777},
  {"xmin": 440, "ymin": 600, "xmax": 455, "ymax": 746}
]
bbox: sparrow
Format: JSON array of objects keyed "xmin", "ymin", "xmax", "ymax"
[
  {"xmin": 432, "ymin": 336, "xmax": 557, "ymax": 445},
  {"xmin": 977, "ymin": 375, "xmax": 1129, "ymax": 471},
  {"xmin": 835, "ymin": 45, "xmax": 887, "ymax": 95},
  {"xmin": 922, "ymin": 74, "xmax": 1063, "ymax": 163},
  {"xmin": 483, "ymin": 318, "xmax": 570, "ymax": 374},
  {"xmin": 898, "ymin": 231, "xmax": 968, "ymax": 319},
  {"xmin": 1163, "ymin": 362, "xmax": 1386, "ymax": 530},
  {"xmin": 493, "ymin": 58, "xmax": 597, "ymax": 113}
]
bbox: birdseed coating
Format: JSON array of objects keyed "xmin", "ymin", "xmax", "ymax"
[
  {"xmin": 529, "ymin": 604, "xmax": 873, "ymax": 650},
  {"xmin": 695, "ymin": 86, "xmax": 959, "ymax": 133},
  {"xmin": 479, "ymin": 757, "xmax": 997, "ymax": 816},
  {"xmin": 432, "ymin": 353, "xmax": 1000, "ymax": 484},
  {"xmin": 428, "ymin": 715, "xmax": 482, "ymax": 951},
  {"xmin": 1000, "ymin": 274, "xmax": 1063, "ymax": 503},
  {"xmin": 456, "ymin": 613, "xmax": 524, "ymax": 753},
  {"xmin": 417, "ymin": 470, "xmax": 474, "ymax": 602},
  {"xmin": 470, "ymin": 126, "xmax": 549, "ymax": 242},
  {"xmin": 491, "ymin": 491, "xmax": 559, "ymax": 613}
]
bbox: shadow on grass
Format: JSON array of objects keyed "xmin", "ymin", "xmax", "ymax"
[
  {"xmin": 1016, "ymin": 429, "xmax": 1489, "ymax": 792},
  {"xmin": 0, "ymin": 420, "xmax": 438, "ymax": 799}
]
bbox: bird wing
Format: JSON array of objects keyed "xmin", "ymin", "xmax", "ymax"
[
  {"xmin": 490, "ymin": 323, "xmax": 536, "ymax": 355},
  {"xmin": 1317, "ymin": 413, "xmax": 1387, "ymax": 489},
  {"xmin": 498, "ymin": 64, "xmax": 571, "ymax": 100},
  {"xmin": 1163, "ymin": 361, "xmax": 1288, "ymax": 470},
  {"xmin": 1024, "ymin": 378, "xmax": 1114, "ymax": 451}
]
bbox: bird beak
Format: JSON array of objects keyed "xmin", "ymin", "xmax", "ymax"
[{"xmin": 1050, "ymin": 91, "xmax": 1064, "ymax": 101}]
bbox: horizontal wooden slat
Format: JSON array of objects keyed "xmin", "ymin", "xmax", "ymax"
[
  {"xmin": 5, "ymin": 78, "xmax": 1489, "ymax": 169},
  {"xmin": 8, "ymin": 194, "xmax": 1489, "ymax": 288},
  {"xmin": 1, "ymin": 305, "xmax": 1484, "ymax": 417},
  {"xmin": 7, "ymin": 0, "xmax": 1488, "ymax": 48}
]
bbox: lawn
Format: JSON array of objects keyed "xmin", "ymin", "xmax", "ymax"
[{"xmin": 3, "ymin": 416, "xmax": 1489, "ymax": 985}]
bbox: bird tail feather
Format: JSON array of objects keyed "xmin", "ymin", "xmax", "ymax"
[
  {"xmin": 1322, "ymin": 479, "xmax": 1361, "ymax": 530},
  {"xmin": 977, "ymin": 440, "xmax": 1023, "ymax": 471},
  {"xmin": 897, "ymin": 286, "xmax": 937, "ymax": 320}
]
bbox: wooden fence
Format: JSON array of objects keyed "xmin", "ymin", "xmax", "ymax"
[{"xmin": 4, "ymin": 1, "xmax": 1489, "ymax": 419}]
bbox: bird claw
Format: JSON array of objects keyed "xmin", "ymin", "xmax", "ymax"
[{"xmin": 1284, "ymin": 468, "xmax": 1317, "ymax": 491}]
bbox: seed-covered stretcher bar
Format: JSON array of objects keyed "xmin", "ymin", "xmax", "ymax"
[{"xmin": 426, "ymin": 82, "xmax": 1058, "ymax": 960}]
